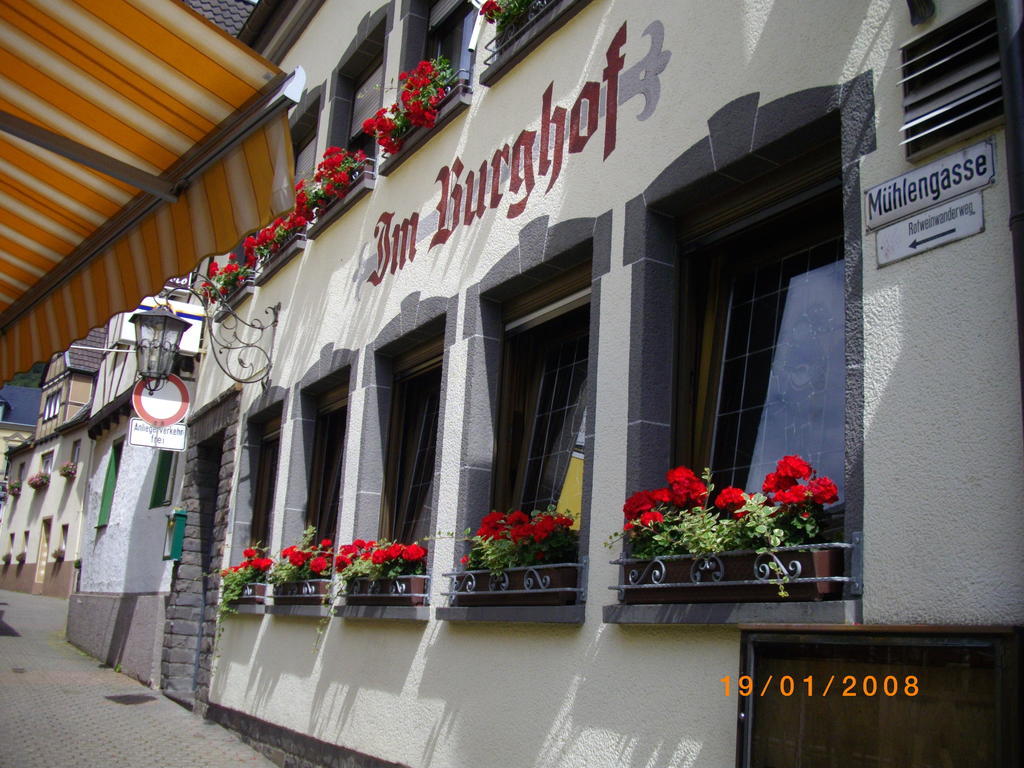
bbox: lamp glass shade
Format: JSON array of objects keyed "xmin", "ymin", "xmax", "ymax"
[{"xmin": 130, "ymin": 307, "xmax": 189, "ymax": 380}]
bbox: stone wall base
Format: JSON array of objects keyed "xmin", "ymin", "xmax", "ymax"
[
  {"xmin": 204, "ymin": 702, "xmax": 410, "ymax": 768},
  {"xmin": 66, "ymin": 591, "xmax": 168, "ymax": 686}
]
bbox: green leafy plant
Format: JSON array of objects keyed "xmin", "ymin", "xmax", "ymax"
[
  {"xmin": 6, "ymin": 481, "xmax": 21, "ymax": 498},
  {"xmin": 217, "ymin": 546, "xmax": 273, "ymax": 623},
  {"xmin": 455, "ymin": 506, "xmax": 579, "ymax": 574},
  {"xmin": 479, "ymin": 0, "xmax": 533, "ymax": 34},
  {"xmin": 362, "ymin": 58, "xmax": 455, "ymax": 154},
  {"xmin": 267, "ymin": 527, "xmax": 334, "ymax": 584},
  {"xmin": 335, "ymin": 539, "xmax": 428, "ymax": 585},
  {"xmin": 608, "ymin": 456, "xmax": 839, "ymax": 593},
  {"xmin": 58, "ymin": 461, "xmax": 77, "ymax": 480}
]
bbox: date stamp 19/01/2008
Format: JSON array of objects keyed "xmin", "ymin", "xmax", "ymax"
[{"xmin": 721, "ymin": 675, "xmax": 920, "ymax": 698}]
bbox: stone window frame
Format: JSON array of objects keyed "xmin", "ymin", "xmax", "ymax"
[
  {"xmin": 324, "ymin": 4, "xmax": 391, "ymax": 156},
  {"xmin": 231, "ymin": 387, "xmax": 287, "ymax": 557},
  {"xmin": 603, "ymin": 76, "xmax": 877, "ymax": 626},
  {"xmin": 435, "ymin": 212, "xmax": 612, "ymax": 625},
  {"xmin": 273, "ymin": 347, "xmax": 358, "ymax": 552},
  {"xmin": 296, "ymin": 353, "xmax": 356, "ymax": 544},
  {"xmin": 350, "ymin": 293, "xmax": 457, "ymax": 572},
  {"xmin": 374, "ymin": 0, "xmax": 475, "ymax": 177},
  {"xmin": 305, "ymin": 4, "xmax": 391, "ymax": 239}
]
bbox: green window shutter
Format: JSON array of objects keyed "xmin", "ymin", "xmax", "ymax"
[
  {"xmin": 149, "ymin": 450, "xmax": 174, "ymax": 508},
  {"xmin": 96, "ymin": 442, "xmax": 122, "ymax": 527}
]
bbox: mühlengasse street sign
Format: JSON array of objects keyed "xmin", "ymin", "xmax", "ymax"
[
  {"xmin": 876, "ymin": 190, "xmax": 985, "ymax": 267},
  {"xmin": 864, "ymin": 139, "xmax": 995, "ymax": 231},
  {"xmin": 129, "ymin": 418, "xmax": 187, "ymax": 452}
]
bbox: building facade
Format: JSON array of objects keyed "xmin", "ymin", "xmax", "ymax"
[
  {"xmin": 170, "ymin": 1, "xmax": 1022, "ymax": 766},
  {"xmin": 0, "ymin": 332, "xmax": 103, "ymax": 597}
]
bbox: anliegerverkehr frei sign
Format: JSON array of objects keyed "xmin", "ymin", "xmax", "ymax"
[{"xmin": 864, "ymin": 139, "xmax": 995, "ymax": 231}]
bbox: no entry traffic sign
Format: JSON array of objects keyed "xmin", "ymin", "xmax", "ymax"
[{"xmin": 132, "ymin": 374, "xmax": 190, "ymax": 427}]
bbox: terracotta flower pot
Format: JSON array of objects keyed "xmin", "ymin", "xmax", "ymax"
[
  {"xmin": 450, "ymin": 564, "xmax": 580, "ymax": 606},
  {"xmin": 345, "ymin": 575, "xmax": 429, "ymax": 606},
  {"xmin": 617, "ymin": 547, "xmax": 844, "ymax": 604},
  {"xmin": 271, "ymin": 579, "xmax": 332, "ymax": 605}
]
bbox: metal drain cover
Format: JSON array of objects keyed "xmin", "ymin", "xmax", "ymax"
[{"xmin": 105, "ymin": 694, "xmax": 157, "ymax": 705}]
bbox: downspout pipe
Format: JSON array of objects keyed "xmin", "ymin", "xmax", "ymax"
[{"xmin": 994, "ymin": 0, "xmax": 1024, "ymax": 446}]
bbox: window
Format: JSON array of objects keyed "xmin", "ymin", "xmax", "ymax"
[
  {"xmin": 677, "ymin": 189, "xmax": 845, "ymax": 498},
  {"xmin": 382, "ymin": 342, "xmax": 443, "ymax": 543},
  {"xmin": 306, "ymin": 388, "xmax": 348, "ymax": 543},
  {"xmin": 250, "ymin": 417, "xmax": 280, "ymax": 548},
  {"xmin": 16, "ymin": 462, "xmax": 24, "ymax": 481},
  {"xmin": 41, "ymin": 451, "xmax": 53, "ymax": 474},
  {"xmin": 291, "ymin": 100, "xmax": 320, "ymax": 182},
  {"xmin": 42, "ymin": 392, "xmax": 59, "ymax": 421},
  {"xmin": 426, "ymin": 0, "xmax": 476, "ymax": 79},
  {"xmin": 493, "ymin": 266, "xmax": 591, "ymax": 517},
  {"xmin": 70, "ymin": 440, "xmax": 81, "ymax": 465},
  {"xmin": 740, "ymin": 632, "xmax": 1018, "ymax": 767},
  {"xmin": 96, "ymin": 441, "xmax": 123, "ymax": 527},
  {"xmin": 148, "ymin": 450, "xmax": 177, "ymax": 508},
  {"xmin": 349, "ymin": 57, "xmax": 383, "ymax": 158},
  {"xmin": 59, "ymin": 523, "xmax": 69, "ymax": 552}
]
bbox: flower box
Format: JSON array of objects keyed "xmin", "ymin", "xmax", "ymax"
[
  {"xmin": 614, "ymin": 545, "xmax": 846, "ymax": 604},
  {"xmin": 15, "ymin": 552, "xmax": 26, "ymax": 564},
  {"xmin": 26, "ymin": 472, "xmax": 50, "ymax": 491},
  {"xmin": 52, "ymin": 548, "xmax": 65, "ymax": 562},
  {"xmin": 271, "ymin": 579, "xmax": 333, "ymax": 606},
  {"xmin": 447, "ymin": 563, "xmax": 580, "ymax": 606},
  {"xmin": 231, "ymin": 582, "xmax": 268, "ymax": 605},
  {"xmin": 2, "ymin": 553, "xmax": 11, "ymax": 565},
  {"xmin": 344, "ymin": 575, "xmax": 429, "ymax": 606}
]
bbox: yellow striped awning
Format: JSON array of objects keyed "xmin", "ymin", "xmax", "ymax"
[{"xmin": 0, "ymin": 0, "xmax": 298, "ymax": 379}]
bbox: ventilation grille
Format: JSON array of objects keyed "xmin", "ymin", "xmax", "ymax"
[{"xmin": 900, "ymin": 1, "xmax": 1003, "ymax": 159}]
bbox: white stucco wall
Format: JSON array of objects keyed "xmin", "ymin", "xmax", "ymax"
[
  {"xmin": 0, "ymin": 424, "xmax": 91, "ymax": 580},
  {"xmin": 79, "ymin": 425, "xmax": 180, "ymax": 595},
  {"xmin": 200, "ymin": 1, "xmax": 1024, "ymax": 766}
]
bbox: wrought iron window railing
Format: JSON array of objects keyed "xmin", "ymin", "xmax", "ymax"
[
  {"xmin": 442, "ymin": 561, "xmax": 586, "ymax": 603},
  {"xmin": 483, "ymin": 0, "xmax": 561, "ymax": 67},
  {"xmin": 609, "ymin": 541, "xmax": 859, "ymax": 602}
]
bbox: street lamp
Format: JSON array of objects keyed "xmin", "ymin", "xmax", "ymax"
[{"xmin": 129, "ymin": 305, "xmax": 190, "ymax": 386}]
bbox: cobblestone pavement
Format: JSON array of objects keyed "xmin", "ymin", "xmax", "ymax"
[{"xmin": 0, "ymin": 589, "xmax": 277, "ymax": 768}]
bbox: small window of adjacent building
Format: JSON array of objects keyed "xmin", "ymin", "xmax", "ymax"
[
  {"xmin": 148, "ymin": 450, "xmax": 177, "ymax": 508},
  {"xmin": 16, "ymin": 462, "xmax": 24, "ymax": 481},
  {"xmin": 306, "ymin": 386, "xmax": 348, "ymax": 544},
  {"xmin": 426, "ymin": 0, "xmax": 476, "ymax": 79},
  {"xmin": 70, "ymin": 439, "xmax": 81, "ymax": 465},
  {"xmin": 250, "ymin": 417, "xmax": 280, "ymax": 548},
  {"xmin": 493, "ymin": 264, "xmax": 591, "ymax": 518},
  {"xmin": 41, "ymin": 451, "xmax": 53, "ymax": 474},
  {"xmin": 739, "ymin": 632, "xmax": 1018, "ymax": 767},
  {"xmin": 43, "ymin": 392, "xmax": 59, "ymax": 421},
  {"xmin": 381, "ymin": 341, "xmax": 443, "ymax": 543},
  {"xmin": 96, "ymin": 441, "xmax": 123, "ymax": 527},
  {"xmin": 677, "ymin": 188, "xmax": 845, "ymax": 499},
  {"xmin": 900, "ymin": 0, "xmax": 1002, "ymax": 159}
]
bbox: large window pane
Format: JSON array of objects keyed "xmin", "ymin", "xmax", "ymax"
[
  {"xmin": 496, "ymin": 303, "xmax": 589, "ymax": 518},
  {"xmin": 711, "ymin": 238, "xmax": 845, "ymax": 496},
  {"xmin": 385, "ymin": 364, "xmax": 442, "ymax": 543}
]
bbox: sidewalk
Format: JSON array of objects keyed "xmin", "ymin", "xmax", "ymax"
[{"xmin": 0, "ymin": 589, "xmax": 277, "ymax": 768}]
